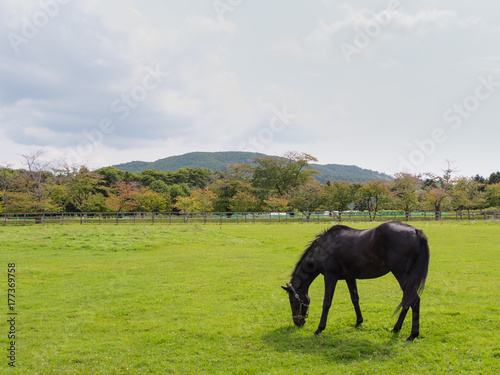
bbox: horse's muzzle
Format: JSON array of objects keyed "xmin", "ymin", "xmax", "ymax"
[{"xmin": 293, "ymin": 317, "xmax": 306, "ymax": 327}]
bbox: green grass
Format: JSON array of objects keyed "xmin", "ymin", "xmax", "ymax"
[{"xmin": 0, "ymin": 221, "xmax": 499, "ymax": 374}]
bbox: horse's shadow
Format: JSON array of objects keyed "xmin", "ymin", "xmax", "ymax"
[{"xmin": 262, "ymin": 325, "xmax": 400, "ymax": 364}]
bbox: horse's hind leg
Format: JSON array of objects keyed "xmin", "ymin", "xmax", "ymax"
[
  {"xmin": 406, "ymin": 298, "xmax": 420, "ymax": 341},
  {"xmin": 393, "ymin": 307, "xmax": 409, "ymax": 333},
  {"xmin": 346, "ymin": 279, "xmax": 363, "ymax": 327},
  {"xmin": 393, "ymin": 297, "xmax": 420, "ymax": 341}
]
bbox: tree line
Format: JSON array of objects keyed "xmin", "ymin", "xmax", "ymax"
[{"xmin": 1, "ymin": 151, "xmax": 499, "ymax": 215}]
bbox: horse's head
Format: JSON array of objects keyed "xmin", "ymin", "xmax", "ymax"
[{"xmin": 281, "ymin": 283, "xmax": 310, "ymax": 327}]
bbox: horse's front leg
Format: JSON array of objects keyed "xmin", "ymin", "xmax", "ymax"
[
  {"xmin": 314, "ymin": 273, "xmax": 338, "ymax": 335},
  {"xmin": 346, "ymin": 279, "xmax": 363, "ymax": 327}
]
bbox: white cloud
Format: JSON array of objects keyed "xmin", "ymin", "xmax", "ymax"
[
  {"xmin": 302, "ymin": 70, "xmax": 320, "ymax": 77},
  {"xmin": 186, "ymin": 14, "xmax": 236, "ymax": 34},
  {"xmin": 379, "ymin": 58, "xmax": 399, "ymax": 69},
  {"xmin": 390, "ymin": 9, "xmax": 459, "ymax": 32},
  {"xmin": 271, "ymin": 38, "xmax": 303, "ymax": 56}
]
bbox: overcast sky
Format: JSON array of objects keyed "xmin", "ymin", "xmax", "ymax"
[{"xmin": 1, "ymin": 0, "xmax": 499, "ymax": 177}]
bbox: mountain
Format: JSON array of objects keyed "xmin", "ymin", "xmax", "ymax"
[
  {"xmin": 312, "ymin": 164, "xmax": 392, "ymax": 183},
  {"xmin": 113, "ymin": 151, "xmax": 266, "ymax": 173},
  {"xmin": 112, "ymin": 151, "xmax": 392, "ymax": 183}
]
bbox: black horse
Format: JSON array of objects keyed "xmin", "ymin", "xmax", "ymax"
[{"xmin": 282, "ymin": 221, "xmax": 430, "ymax": 341}]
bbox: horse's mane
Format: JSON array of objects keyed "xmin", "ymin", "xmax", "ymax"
[{"xmin": 290, "ymin": 225, "xmax": 350, "ymax": 279}]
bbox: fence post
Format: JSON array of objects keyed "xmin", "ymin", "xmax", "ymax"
[{"xmin": 152, "ymin": 212, "xmax": 155, "ymax": 225}]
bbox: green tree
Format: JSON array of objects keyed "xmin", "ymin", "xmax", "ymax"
[
  {"xmin": 451, "ymin": 177, "xmax": 486, "ymax": 217},
  {"xmin": 186, "ymin": 168, "xmax": 212, "ymax": 189},
  {"xmin": 289, "ymin": 180, "xmax": 324, "ymax": 221},
  {"xmin": 229, "ymin": 191, "xmax": 261, "ymax": 212},
  {"xmin": 263, "ymin": 196, "xmax": 290, "ymax": 212},
  {"xmin": 150, "ymin": 180, "xmax": 170, "ymax": 194},
  {"xmin": 489, "ymin": 172, "xmax": 500, "ymax": 185},
  {"xmin": 391, "ymin": 173, "xmax": 421, "ymax": 219},
  {"xmin": 138, "ymin": 169, "xmax": 169, "ymax": 186},
  {"xmin": 64, "ymin": 167, "xmax": 106, "ymax": 212},
  {"xmin": 105, "ymin": 182, "xmax": 138, "ymax": 212},
  {"xmin": 4, "ymin": 192, "xmax": 60, "ymax": 213},
  {"xmin": 358, "ymin": 180, "xmax": 391, "ymax": 220},
  {"xmin": 97, "ymin": 167, "xmax": 138, "ymax": 186},
  {"xmin": 485, "ymin": 183, "xmax": 500, "ymax": 208},
  {"xmin": 0, "ymin": 163, "xmax": 13, "ymax": 209},
  {"xmin": 208, "ymin": 164, "xmax": 254, "ymax": 212},
  {"xmin": 323, "ymin": 181, "xmax": 359, "ymax": 219},
  {"xmin": 18, "ymin": 150, "xmax": 60, "ymax": 213},
  {"xmin": 134, "ymin": 188, "xmax": 169, "ymax": 212},
  {"xmin": 168, "ymin": 184, "xmax": 191, "ymax": 202},
  {"xmin": 252, "ymin": 152, "xmax": 318, "ymax": 197},
  {"xmin": 174, "ymin": 188, "xmax": 217, "ymax": 212}
]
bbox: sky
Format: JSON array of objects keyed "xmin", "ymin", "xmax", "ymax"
[{"xmin": 1, "ymin": 0, "xmax": 499, "ymax": 178}]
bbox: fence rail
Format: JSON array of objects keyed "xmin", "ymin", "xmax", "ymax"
[{"xmin": 0, "ymin": 210, "xmax": 498, "ymax": 226}]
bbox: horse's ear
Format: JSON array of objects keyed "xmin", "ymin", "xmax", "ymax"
[{"xmin": 281, "ymin": 285, "xmax": 289, "ymax": 292}]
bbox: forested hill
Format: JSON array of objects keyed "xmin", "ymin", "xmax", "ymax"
[{"xmin": 113, "ymin": 151, "xmax": 392, "ymax": 183}]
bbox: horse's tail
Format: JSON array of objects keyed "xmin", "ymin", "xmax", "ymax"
[{"xmin": 397, "ymin": 229, "xmax": 430, "ymax": 312}]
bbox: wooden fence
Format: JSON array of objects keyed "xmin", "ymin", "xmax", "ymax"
[{"xmin": 0, "ymin": 210, "xmax": 498, "ymax": 226}]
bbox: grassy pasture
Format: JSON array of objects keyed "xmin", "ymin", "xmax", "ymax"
[{"xmin": 0, "ymin": 221, "xmax": 499, "ymax": 374}]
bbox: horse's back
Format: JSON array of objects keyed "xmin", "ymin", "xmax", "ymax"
[{"xmin": 325, "ymin": 222, "xmax": 421, "ymax": 280}]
